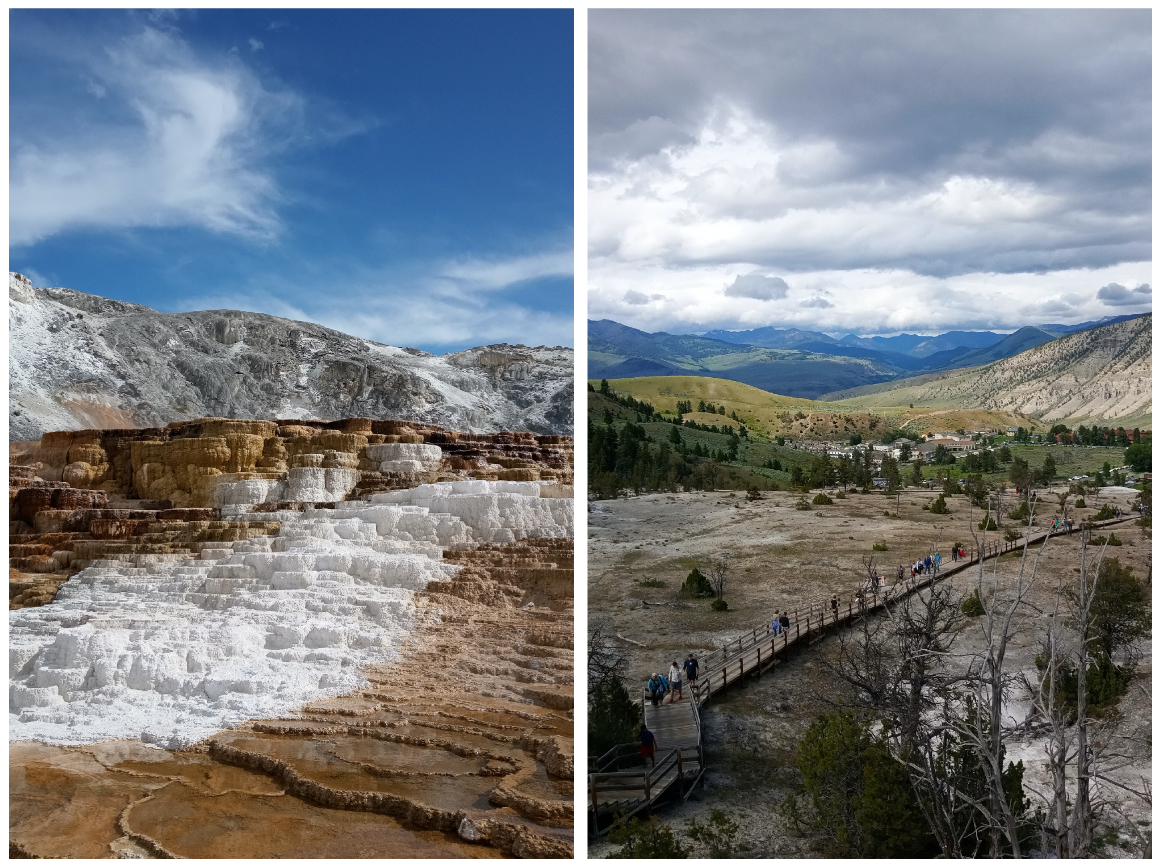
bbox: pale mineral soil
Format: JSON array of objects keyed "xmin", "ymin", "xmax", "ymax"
[
  {"xmin": 587, "ymin": 486, "xmax": 1150, "ymax": 858},
  {"xmin": 11, "ymin": 539, "xmax": 575, "ymax": 859}
]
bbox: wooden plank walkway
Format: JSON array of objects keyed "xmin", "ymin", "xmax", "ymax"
[
  {"xmin": 643, "ymin": 692, "xmax": 701, "ymax": 751},
  {"xmin": 589, "ymin": 514, "xmax": 1138, "ymax": 836}
]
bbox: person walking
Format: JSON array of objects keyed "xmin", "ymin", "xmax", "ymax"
[
  {"xmin": 668, "ymin": 661, "xmax": 683, "ymax": 703},
  {"xmin": 934, "ymin": 552, "xmax": 941, "ymax": 572},
  {"xmin": 646, "ymin": 673, "xmax": 665, "ymax": 707},
  {"xmin": 683, "ymin": 654, "xmax": 699, "ymax": 691},
  {"xmin": 924, "ymin": 555, "xmax": 932, "ymax": 575},
  {"xmin": 772, "ymin": 611, "xmax": 783, "ymax": 636},
  {"xmin": 639, "ymin": 724, "xmax": 657, "ymax": 768},
  {"xmin": 779, "ymin": 611, "xmax": 791, "ymax": 634},
  {"xmin": 897, "ymin": 564, "xmax": 905, "ymax": 584}
]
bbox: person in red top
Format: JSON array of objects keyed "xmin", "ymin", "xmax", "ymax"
[{"xmin": 639, "ymin": 724, "xmax": 656, "ymax": 768}]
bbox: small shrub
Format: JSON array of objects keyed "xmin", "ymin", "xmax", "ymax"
[
  {"xmin": 834, "ymin": 490, "xmax": 846, "ymax": 499},
  {"xmin": 1093, "ymin": 504, "xmax": 1116, "ymax": 521},
  {"xmin": 795, "ymin": 497, "xmax": 812, "ymax": 511},
  {"xmin": 962, "ymin": 588, "xmax": 986, "ymax": 616},
  {"xmin": 680, "ymin": 567, "xmax": 714, "ymax": 598},
  {"xmin": 1008, "ymin": 500, "xmax": 1034, "ymax": 521},
  {"xmin": 1090, "ymin": 533, "xmax": 1122, "ymax": 547},
  {"xmin": 929, "ymin": 494, "xmax": 949, "ymax": 514},
  {"xmin": 812, "ymin": 492, "xmax": 833, "ymax": 505},
  {"xmin": 638, "ymin": 578, "xmax": 666, "ymax": 588},
  {"xmin": 1076, "ymin": 497, "xmax": 1087, "ymax": 508},
  {"xmin": 979, "ymin": 515, "xmax": 998, "ymax": 531},
  {"xmin": 922, "ymin": 502, "xmax": 930, "ymax": 511},
  {"xmin": 685, "ymin": 808, "xmax": 742, "ymax": 858},
  {"xmin": 746, "ymin": 486, "xmax": 762, "ymax": 501},
  {"xmin": 871, "ymin": 540, "xmax": 888, "ymax": 552},
  {"xmin": 607, "ymin": 814, "xmax": 689, "ymax": 859},
  {"xmin": 1004, "ymin": 528, "xmax": 1021, "ymax": 542},
  {"xmin": 710, "ymin": 598, "xmax": 729, "ymax": 611}
]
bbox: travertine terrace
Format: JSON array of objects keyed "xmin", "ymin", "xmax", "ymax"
[{"xmin": 10, "ymin": 417, "xmax": 574, "ymax": 858}]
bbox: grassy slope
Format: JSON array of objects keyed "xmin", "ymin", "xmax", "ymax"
[{"xmin": 592, "ymin": 376, "xmax": 1035, "ymax": 439}]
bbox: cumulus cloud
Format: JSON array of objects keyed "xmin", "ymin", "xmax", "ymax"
[
  {"xmin": 10, "ymin": 25, "xmax": 303, "ymax": 246},
  {"xmin": 588, "ymin": 10, "xmax": 1150, "ymax": 334},
  {"xmin": 1096, "ymin": 282, "xmax": 1151, "ymax": 307},
  {"xmin": 587, "ymin": 261, "xmax": 1151, "ymax": 336},
  {"xmin": 724, "ymin": 271, "xmax": 788, "ymax": 301},
  {"xmin": 624, "ymin": 290, "xmax": 650, "ymax": 305}
]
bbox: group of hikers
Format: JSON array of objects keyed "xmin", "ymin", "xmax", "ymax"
[
  {"xmin": 640, "ymin": 655, "xmax": 701, "ymax": 767},
  {"xmin": 644, "ymin": 654, "xmax": 700, "ymax": 708}
]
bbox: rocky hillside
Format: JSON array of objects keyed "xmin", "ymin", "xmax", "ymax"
[
  {"xmin": 823, "ymin": 314, "xmax": 1151, "ymax": 427},
  {"xmin": 9, "ymin": 272, "xmax": 573, "ymax": 439}
]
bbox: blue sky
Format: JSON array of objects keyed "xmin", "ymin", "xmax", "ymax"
[{"xmin": 10, "ymin": 9, "xmax": 574, "ymax": 352}]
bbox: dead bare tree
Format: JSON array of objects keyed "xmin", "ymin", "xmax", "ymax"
[
  {"xmin": 709, "ymin": 555, "xmax": 729, "ymax": 602},
  {"xmin": 587, "ymin": 617, "xmax": 630, "ymax": 698},
  {"xmin": 943, "ymin": 491, "xmax": 1045, "ymax": 856},
  {"xmin": 825, "ymin": 577, "xmax": 975, "ymax": 857}
]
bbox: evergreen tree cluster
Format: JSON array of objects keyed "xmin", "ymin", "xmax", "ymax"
[
  {"xmin": 588, "ymin": 417, "xmax": 764, "ymax": 498},
  {"xmin": 591, "ymin": 379, "xmax": 661, "ymax": 420},
  {"xmin": 1047, "ymin": 424, "xmax": 1145, "ymax": 447}
]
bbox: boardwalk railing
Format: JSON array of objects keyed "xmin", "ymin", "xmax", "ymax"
[{"xmin": 589, "ymin": 514, "xmax": 1137, "ymax": 835}]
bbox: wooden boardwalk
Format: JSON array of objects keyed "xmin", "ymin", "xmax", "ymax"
[{"xmin": 588, "ymin": 514, "xmax": 1138, "ymax": 836}]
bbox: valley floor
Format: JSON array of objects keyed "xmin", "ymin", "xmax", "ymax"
[{"xmin": 587, "ymin": 486, "xmax": 1151, "ymax": 858}]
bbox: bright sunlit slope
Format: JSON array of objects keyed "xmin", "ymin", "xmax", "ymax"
[
  {"xmin": 822, "ymin": 315, "xmax": 1151, "ymax": 430},
  {"xmin": 591, "ymin": 375, "xmax": 1036, "ymax": 440}
]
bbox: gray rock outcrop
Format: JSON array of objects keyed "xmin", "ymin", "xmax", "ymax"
[{"xmin": 9, "ymin": 272, "xmax": 573, "ymax": 439}]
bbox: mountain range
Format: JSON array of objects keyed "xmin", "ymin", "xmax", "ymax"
[
  {"xmin": 589, "ymin": 314, "xmax": 1146, "ymax": 399},
  {"xmin": 823, "ymin": 314, "xmax": 1152, "ymax": 428},
  {"xmin": 9, "ymin": 272, "xmax": 573, "ymax": 440}
]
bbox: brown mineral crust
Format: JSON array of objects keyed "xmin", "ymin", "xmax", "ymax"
[
  {"xmin": 8, "ymin": 537, "xmax": 575, "ymax": 858},
  {"xmin": 9, "ymin": 568, "xmax": 71, "ymax": 609},
  {"xmin": 11, "ymin": 416, "xmax": 573, "ymax": 507}
]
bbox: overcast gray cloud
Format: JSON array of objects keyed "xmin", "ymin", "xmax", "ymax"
[
  {"xmin": 724, "ymin": 272, "xmax": 788, "ymax": 301},
  {"xmin": 589, "ymin": 9, "xmax": 1151, "ymax": 334},
  {"xmin": 1097, "ymin": 282, "xmax": 1152, "ymax": 307}
]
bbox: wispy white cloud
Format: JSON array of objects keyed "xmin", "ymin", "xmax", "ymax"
[
  {"xmin": 438, "ymin": 249, "xmax": 573, "ymax": 292},
  {"xmin": 173, "ymin": 245, "xmax": 575, "ymax": 351},
  {"xmin": 10, "ymin": 25, "xmax": 301, "ymax": 246}
]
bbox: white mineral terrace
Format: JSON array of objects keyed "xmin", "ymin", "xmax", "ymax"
[{"xmin": 9, "ymin": 480, "xmax": 572, "ymax": 749}]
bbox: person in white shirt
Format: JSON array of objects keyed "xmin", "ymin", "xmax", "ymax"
[{"xmin": 668, "ymin": 661, "xmax": 683, "ymax": 702}]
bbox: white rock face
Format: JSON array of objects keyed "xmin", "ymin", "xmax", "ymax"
[
  {"xmin": 213, "ymin": 467, "xmax": 360, "ymax": 513},
  {"xmin": 8, "ymin": 272, "xmax": 573, "ymax": 440},
  {"xmin": 9, "ymin": 483, "xmax": 573, "ymax": 749}
]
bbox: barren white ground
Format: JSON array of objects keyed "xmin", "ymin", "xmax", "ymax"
[{"xmin": 11, "ymin": 481, "xmax": 572, "ymax": 749}]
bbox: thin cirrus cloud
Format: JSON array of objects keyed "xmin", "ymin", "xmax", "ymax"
[
  {"xmin": 437, "ymin": 249, "xmax": 573, "ymax": 293},
  {"xmin": 589, "ymin": 9, "xmax": 1150, "ymax": 335},
  {"xmin": 178, "ymin": 253, "xmax": 575, "ymax": 351}
]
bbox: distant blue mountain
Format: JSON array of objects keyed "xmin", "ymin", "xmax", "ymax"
[
  {"xmin": 1039, "ymin": 313, "xmax": 1145, "ymax": 334},
  {"xmin": 588, "ymin": 314, "xmax": 1145, "ymax": 399},
  {"xmin": 702, "ymin": 326, "xmax": 837, "ymax": 349}
]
